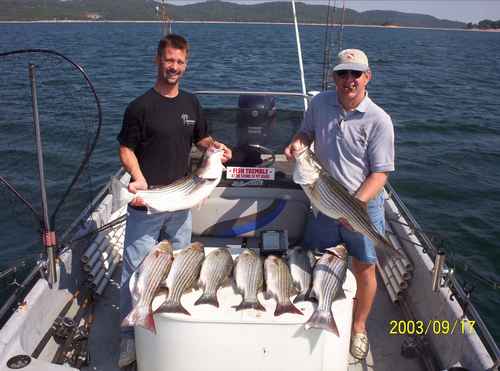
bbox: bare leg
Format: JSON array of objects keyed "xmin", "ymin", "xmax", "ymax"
[{"xmin": 351, "ymin": 258, "xmax": 377, "ymax": 334}]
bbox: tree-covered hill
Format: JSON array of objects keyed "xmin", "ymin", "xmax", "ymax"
[{"xmin": 1, "ymin": 0, "xmax": 466, "ymax": 29}]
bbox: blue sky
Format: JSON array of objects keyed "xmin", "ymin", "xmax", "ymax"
[
  {"xmin": 169, "ymin": 0, "xmax": 500, "ymax": 23},
  {"xmin": 343, "ymin": 1, "xmax": 500, "ymax": 23}
]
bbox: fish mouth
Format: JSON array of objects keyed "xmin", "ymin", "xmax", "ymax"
[
  {"xmin": 324, "ymin": 245, "xmax": 348, "ymax": 260},
  {"xmin": 206, "ymin": 146, "xmax": 224, "ymax": 155}
]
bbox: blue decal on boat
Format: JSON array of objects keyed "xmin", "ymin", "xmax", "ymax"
[{"xmin": 203, "ymin": 199, "xmax": 287, "ymax": 237}]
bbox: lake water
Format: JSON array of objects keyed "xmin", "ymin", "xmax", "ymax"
[{"xmin": 0, "ymin": 22, "xmax": 499, "ymax": 343}]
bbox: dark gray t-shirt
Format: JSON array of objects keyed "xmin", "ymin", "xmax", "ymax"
[{"xmin": 117, "ymin": 88, "xmax": 208, "ymax": 186}]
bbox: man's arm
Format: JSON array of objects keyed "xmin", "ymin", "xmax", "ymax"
[
  {"xmin": 119, "ymin": 145, "xmax": 148, "ymax": 206},
  {"xmin": 196, "ymin": 136, "xmax": 232, "ymax": 163},
  {"xmin": 335, "ymin": 172, "xmax": 388, "ymax": 231},
  {"xmin": 354, "ymin": 172, "xmax": 388, "ymax": 203}
]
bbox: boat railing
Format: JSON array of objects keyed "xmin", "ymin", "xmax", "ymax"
[
  {"xmin": 194, "ymin": 90, "xmax": 310, "ymax": 98},
  {"xmin": 0, "ymin": 168, "xmax": 127, "ymax": 326},
  {"xmin": 385, "ymin": 182, "xmax": 500, "ymax": 365},
  {"xmin": 58, "ymin": 168, "xmax": 126, "ymax": 251},
  {"xmin": 0, "ymin": 261, "xmax": 43, "ymax": 326}
]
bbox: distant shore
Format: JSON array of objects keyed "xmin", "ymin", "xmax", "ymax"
[{"xmin": 1, "ymin": 20, "xmax": 499, "ymax": 32}]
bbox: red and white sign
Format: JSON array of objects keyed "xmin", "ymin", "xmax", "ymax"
[{"xmin": 226, "ymin": 166, "xmax": 275, "ymax": 180}]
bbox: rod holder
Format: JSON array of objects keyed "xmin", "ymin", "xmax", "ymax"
[{"xmin": 432, "ymin": 250, "xmax": 446, "ymax": 292}]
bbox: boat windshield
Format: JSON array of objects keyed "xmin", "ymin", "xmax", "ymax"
[{"xmin": 197, "ymin": 92, "xmax": 305, "ymax": 162}]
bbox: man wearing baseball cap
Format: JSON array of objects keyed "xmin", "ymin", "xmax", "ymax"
[{"xmin": 285, "ymin": 49, "xmax": 395, "ymax": 360}]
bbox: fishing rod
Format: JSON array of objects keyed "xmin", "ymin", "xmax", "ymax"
[
  {"xmin": 0, "ymin": 49, "xmax": 103, "ymax": 289},
  {"xmin": 320, "ymin": 0, "xmax": 346, "ymax": 91},
  {"xmin": 321, "ymin": 0, "xmax": 336, "ymax": 91},
  {"xmin": 290, "ymin": 0, "xmax": 308, "ymax": 111}
]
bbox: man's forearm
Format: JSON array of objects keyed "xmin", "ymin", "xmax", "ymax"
[
  {"xmin": 355, "ymin": 172, "xmax": 388, "ymax": 203},
  {"xmin": 119, "ymin": 146, "xmax": 145, "ymax": 182}
]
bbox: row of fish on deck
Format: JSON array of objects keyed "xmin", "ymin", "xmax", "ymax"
[{"xmin": 122, "ymin": 241, "xmax": 348, "ymax": 337}]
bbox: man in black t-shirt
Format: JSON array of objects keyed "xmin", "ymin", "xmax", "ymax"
[{"xmin": 116, "ymin": 34, "xmax": 231, "ymax": 369}]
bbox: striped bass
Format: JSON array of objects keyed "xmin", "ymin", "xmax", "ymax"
[
  {"xmin": 234, "ymin": 248, "xmax": 265, "ymax": 312},
  {"xmin": 304, "ymin": 245, "xmax": 348, "ymax": 335},
  {"xmin": 264, "ymin": 255, "xmax": 303, "ymax": 316},
  {"xmin": 293, "ymin": 148, "xmax": 400, "ymax": 257},
  {"xmin": 115, "ymin": 146, "xmax": 224, "ymax": 214},
  {"xmin": 194, "ymin": 248, "xmax": 233, "ymax": 308},
  {"xmin": 154, "ymin": 242, "xmax": 205, "ymax": 316},
  {"xmin": 121, "ymin": 240, "xmax": 173, "ymax": 333},
  {"xmin": 287, "ymin": 246, "xmax": 315, "ymax": 303}
]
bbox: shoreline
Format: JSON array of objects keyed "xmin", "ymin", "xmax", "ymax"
[
  {"xmin": 0, "ymin": 19, "xmax": 490, "ymax": 32},
  {"xmin": 1, "ymin": 19, "xmax": 499, "ymax": 32}
]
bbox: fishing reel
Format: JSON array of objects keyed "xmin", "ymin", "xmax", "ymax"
[{"xmin": 52, "ymin": 317, "xmax": 76, "ymax": 344}]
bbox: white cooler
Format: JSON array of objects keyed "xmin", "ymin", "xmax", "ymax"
[{"xmin": 135, "ymin": 249, "xmax": 356, "ymax": 371}]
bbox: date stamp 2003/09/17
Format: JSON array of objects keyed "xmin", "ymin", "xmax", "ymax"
[{"xmin": 389, "ymin": 319, "xmax": 476, "ymax": 336}]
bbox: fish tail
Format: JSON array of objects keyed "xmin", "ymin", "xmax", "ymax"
[
  {"xmin": 194, "ymin": 292, "xmax": 219, "ymax": 308},
  {"xmin": 235, "ymin": 299, "xmax": 266, "ymax": 312},
  {"xmin": 111, "ymin": 176, "xmax": 134, "ymax": 204},
  {"xmin": 121, "ymin": 306, "xmax": 156, "ymax": 334},
  {"xmin": 293, "ymin": 288, "xmax": 316, "ymax": 304},
  {"xmin": 154, "ymin": 299, "xmax": 191, "ymax": 316},
  {"xmin": 143, "ymin": 313, "xmax": 156, "ymax": 333},
  {"xmin": 304, "ymin": 309, "xmax": 339, "ymax": 336},
  {"xmin": 274, "ymin": 300, "xmax": 303, "ymax": 316}
]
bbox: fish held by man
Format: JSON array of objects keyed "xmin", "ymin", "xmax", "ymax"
[
  {"xmin": 154, "ymin": 242, "xmax": 205, "ymax": 316},
  {"xmin": 114, "ymin": 146, "xmax": 224, "ymax": 214},
  {"xmin": 264, "ymin": 255, "xmax": 303, "ymax": 316},
  {"xmin": 287, "ymin": 246, "xmax": 315, "ymax": 304},
  {"xmin": 121, "ymin": 240, "xmax": 174, "ymax": 333},
  {"xmin": 304, "ymin": 245, "xmax": 348, "ymax": 336},
  {"xmin": 194, "ymin": 247, "xmax": 233, "ymax": 308},
  {"xmin": 293, "ymin": 148, "xmax": 401, "ymax": 258},
  {"xmin": 233, "ymin": 248, "xmax": 265, "ymax": 312}
]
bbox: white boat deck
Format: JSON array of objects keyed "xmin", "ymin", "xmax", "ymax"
[{"xmin": 82, "ymin": 260, "xmax": 424, "ymax": 371}]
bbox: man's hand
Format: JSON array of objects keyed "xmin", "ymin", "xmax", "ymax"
[
  {"xmin": 128, "ymin": 178, "xmax": 148, "ymax": 207},
  {"xmin": 197, "ymin": 136, "xmax": 232, "ymax": 163},
  {"xmin": 284, "ymin": 132, "xmax": 312, "ymax": 160},
  {"xmin": 212, "ymin": 141, "xmax": 232, "ymax": 163}
]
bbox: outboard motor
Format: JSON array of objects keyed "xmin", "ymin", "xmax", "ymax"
[{"xmin": 230, "ymin": 95, "xmax": 276, "ymax": 166}]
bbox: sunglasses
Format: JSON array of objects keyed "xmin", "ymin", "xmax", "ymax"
[{"xmin": 335, "ymin": 70, "xmax": 364, "ymax": 78}]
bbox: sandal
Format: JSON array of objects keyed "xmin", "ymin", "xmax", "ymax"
[{"xmin": 350, "ymin": 332, "xmax": 369, "ymax": 360}]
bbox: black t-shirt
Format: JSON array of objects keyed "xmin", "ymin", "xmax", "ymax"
[{"xmin": 117, "ymin": 88, "xmax": 208, "ymax": 186}]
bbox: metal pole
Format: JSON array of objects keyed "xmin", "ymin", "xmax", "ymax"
[
  {"xmin": 291, "ymin": 0, "xmax": 308, "ymax": 111},
  {"xmin": 29, "ymin": 63, "xmax": 57, "ymax": 288}
]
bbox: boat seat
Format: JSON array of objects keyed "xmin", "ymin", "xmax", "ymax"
[{"xmin": 192, "ymin": 188, "xmax": 310, "ymax": 245}]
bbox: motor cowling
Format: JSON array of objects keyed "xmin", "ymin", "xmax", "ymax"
[{"xmin": 230, "ymin": 95, "xmax": 276, "ymax": 166}]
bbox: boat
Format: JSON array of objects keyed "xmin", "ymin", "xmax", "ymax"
[{"xmin": 0, "ymin": 3, "xmax": 498, "ymax": 371}]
